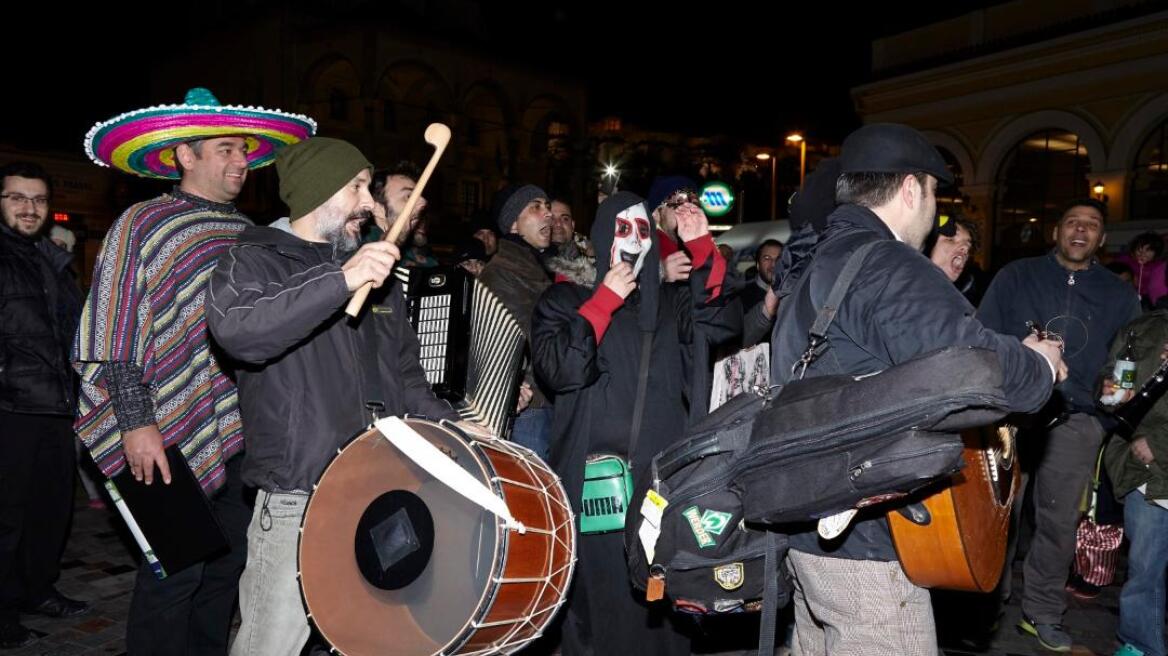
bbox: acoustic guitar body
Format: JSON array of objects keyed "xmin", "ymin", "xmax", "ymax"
[{"xmin": 888, "ymin": 424, "xmax": 1019, "ymax": 592}]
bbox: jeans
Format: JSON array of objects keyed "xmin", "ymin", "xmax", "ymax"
[
  {"xmin": 230, "ymin": 490, "xmax": 311, "ymax": 656},
  {"xmin": 511, "ymin": 407, "xmax": 553, "ymax": 461},
  {"xmin": 1117, "ymin": 489, "xmax": 1168, "ymax": 656}
]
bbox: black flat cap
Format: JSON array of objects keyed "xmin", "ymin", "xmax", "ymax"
[{"xmin": 840, "ymin": 123, "xmax": 953, "ymax": 185}]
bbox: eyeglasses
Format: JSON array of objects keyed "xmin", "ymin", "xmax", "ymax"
[
  {"xmin": 664, "ymin": 190, "xmax": 700, "ymax": 210},
  {"xmin": 1, "ymin": 193, "xmax": 48, "ymax": 208}
]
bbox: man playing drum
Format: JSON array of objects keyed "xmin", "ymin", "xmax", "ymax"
[{"xmin": 206, "ymin": 137, "xmax": 465, "ymax": 655}]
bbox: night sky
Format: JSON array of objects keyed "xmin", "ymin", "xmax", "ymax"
[{"xmin": 4, "ymin": 1, "xmax": 997, "ymax": 153}]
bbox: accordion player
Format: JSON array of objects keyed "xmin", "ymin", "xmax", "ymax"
[{"xmin": 394, "ymin": 265, "xmax": 527, "ymax": 438}]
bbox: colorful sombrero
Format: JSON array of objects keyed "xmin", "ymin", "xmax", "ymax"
[{"xmin": 84, "ymin": 87, "xmax": 317, "ymax": 179}]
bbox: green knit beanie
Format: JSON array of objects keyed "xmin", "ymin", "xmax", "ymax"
[{"xmin": 276, "ymin": 137, "xmax": 372, "ymax": 221}]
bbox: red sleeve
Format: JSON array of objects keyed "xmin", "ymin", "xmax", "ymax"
[
  {"xmin": 577, "ymin": 284, "xmax": 625, "ymax": 343},
  {"xmin": 657, "ymin": 229, "xmax": 680, "ymax": 260},
  {"xmin": 684, "ymin": 233, "xmax": 726, "ymax": 302}
]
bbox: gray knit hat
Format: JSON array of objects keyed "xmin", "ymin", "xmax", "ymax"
[
  {"xmin": 277, "ymin": 137, "xmax": 372, "ymax": 221},
  {"xmin": 495, "ymin": 184, "xmax": 548, "ymax": 233}
]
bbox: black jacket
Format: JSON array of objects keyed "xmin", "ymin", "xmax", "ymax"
[
  {"xmin": 771, "ymin": 204, "xmax": 1053, "ymax": 561},
  {"xmin": 533, "ymin": 241, "xmax": 740, "ymax": 513},
  {"xmin": 978, "ymin": 252, "xmax": 1140, "ymax": 416},
  {"xmin": 207, "ymin": 224, "xmax": 457, "ymax": 492},
  {"xmin": 0, "ymin": 223, "xmax": 81, "ymax": 415}
]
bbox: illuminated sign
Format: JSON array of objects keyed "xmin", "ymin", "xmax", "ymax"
[{"xmin": 700, "ymin": 183, "xmax": 734, "ymax": 217}]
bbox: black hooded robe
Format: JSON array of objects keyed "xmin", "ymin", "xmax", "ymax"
[{"xmin": 532, "ymin": 192, "xmax": 740, "ymax": 656}]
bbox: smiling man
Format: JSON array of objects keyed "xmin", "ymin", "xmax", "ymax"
[
  {"xmin": 0, "ymin": 162, "xmax": 86, "ymax": 649},
  {"xmin": 979, "ymin": 197, "xmax": 1141, "ymax": 653},
  {"xmin": 74, "ymin": 87, "xmax": 315, "ymax": 655}
]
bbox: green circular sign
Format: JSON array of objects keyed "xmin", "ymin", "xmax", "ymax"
[{"xmin": 700, "ymin": 183, "xmax": 735, "ymax": 217}]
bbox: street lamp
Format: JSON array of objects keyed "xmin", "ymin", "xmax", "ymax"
[
  {"xmin": 756, "ymin": 152, "xmax": 776, "ymax": 221},
  {"xmin": 601, "ymin": 162, "xmax": 621, "ymax": 196},
  {"xmin": 786, "ymin": 133, "xmax": 807, "ymax": 188}
]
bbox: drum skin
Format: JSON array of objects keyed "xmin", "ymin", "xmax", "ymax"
[{"xmin": 299, "ymin": 418, "xmax": 576, "ymax": 655}]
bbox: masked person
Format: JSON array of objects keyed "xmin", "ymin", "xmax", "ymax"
[{"xmin": 532, "ymin": 191, "xmax": 740, "ymax": 656}]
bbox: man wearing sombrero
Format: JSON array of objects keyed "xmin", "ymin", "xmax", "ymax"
[{"xmin": 72, "ymin": 88, "xmax": 315, "ymax": 655}]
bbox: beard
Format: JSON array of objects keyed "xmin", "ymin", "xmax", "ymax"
[{"xmin": 317, "ymin": 208, "xmax": 372, "ymax": 258}]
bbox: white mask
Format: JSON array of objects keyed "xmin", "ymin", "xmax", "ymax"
[{"xmin": 610, "ymin": 203, "xmax": 652, "ymax": 278}]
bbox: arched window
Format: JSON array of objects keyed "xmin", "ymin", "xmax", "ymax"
[
  {"xmin": 382, "ymin": 101, "xmax": 397, "ymax": 132},
  {"xmin": 993, "ymin": 129, "xmax": 1090, "ymax": 266},
  {"xmin": 304, "ymin": 56, "xmax": 360, "ymax": 127},
  {"xmin": 1130, "ymin": 118, "xmax": 1168, "ymax": 220},
  {"xmin": 328, "ymin": 89, "xmax": 348, "ymax": 122},
  {"xmin": 529, "ymin": 115, "xmax": 571, "ymax": 159}
]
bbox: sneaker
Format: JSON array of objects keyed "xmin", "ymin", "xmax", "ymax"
[
  {"xmin": 1114, "ymin": 644, "xmax": 1145, "ymax": 656},
  {"xmin": 1017, "ymin": 616, "xmax": 1073, "ymax": 652},
  {"xmin": 21, "ymin": 590, "xmax": 89, "ymax": 618}
]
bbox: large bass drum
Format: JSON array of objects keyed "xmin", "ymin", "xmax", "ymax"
[{"xmin": 299, "ymin": 418, "xmax": 576, "ymax": 655}]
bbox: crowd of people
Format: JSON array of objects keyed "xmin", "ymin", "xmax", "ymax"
[{"xmin": 1, "ymin": 86, "xmax": 1165, "ymax": 656}]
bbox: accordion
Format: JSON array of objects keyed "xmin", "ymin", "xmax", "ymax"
[{"xmin": 397, "ymin": 265, "xmax": 527, "ymax": 437}]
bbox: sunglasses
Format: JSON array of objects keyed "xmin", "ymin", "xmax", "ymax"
[{"xmin": 664, "ymin": 190, "xmax": 701, "ymax": 210}]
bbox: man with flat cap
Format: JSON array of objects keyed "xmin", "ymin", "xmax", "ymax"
[
  {"xmin": 769, "ymin": 123, "xmax": 1067, "ymax": 655},
  {"xmin": 206, "ymin": 137, "xmax": 465, "ymax": 655}
]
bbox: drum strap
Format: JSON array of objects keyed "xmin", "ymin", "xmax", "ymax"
[
  {"xmin": 358, "ymin": 315, "xmax": 387, "ymax": 424},
  {"xmin": 374, "ymin": 416, "xmax": 526, "ymax": 533}
]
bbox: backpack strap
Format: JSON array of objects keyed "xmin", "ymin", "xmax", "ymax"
[
  {"xmin": 757, "ymin": 531, "xmax": 780, "ymax": 656},
  {"xmin": 791, "ymin": 241, "xmax": 881, "ymax": 381}
]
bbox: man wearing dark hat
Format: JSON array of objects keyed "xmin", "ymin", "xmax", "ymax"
[
  {"xmin": 647, "ymin": 175, "xmax": 702, "ymax": 283},
  {"xmin": 478, "ymin": 184, "xmax": 555, "ymax": 458},
  {"xmin": 770, "ymin": 123, "xmax": 1067, "ymax": 655},
  {"xmin": 532, "ymin": 191, "xmax": 739, "ymax": 656},
  {"xmin": 74, "ymin": 88, "xmax": 315, "ymax": 655},
  {"xmin": 978, "ymin": 198, "xmax": 1140, "ymax": 652},
  {"xmin": 206, "ymin": 137, "xmax": 462, "ymax": 655},
  {"xmin": 471, "ymin": 210, "xmax": 500, "ymax": 260},
  {"xmin": 454, "ymin": 238, "xmax": 489, "ymax": 277},
  {"xmin": 645, "ymin": 175, "xmax": 733, "ymax": 420}
]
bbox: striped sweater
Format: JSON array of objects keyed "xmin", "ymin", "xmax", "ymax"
[{"xmin": 73, "ymin": 188, "xmax": 251, "ymax": 493}]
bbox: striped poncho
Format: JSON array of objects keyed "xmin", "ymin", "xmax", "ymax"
[{"xmin": 73, "ymin": 188, "xmax": 251, "ymax": 494}]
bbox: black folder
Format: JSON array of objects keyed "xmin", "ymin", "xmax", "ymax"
[{"xmin": 106, "ymin": 445, "xmax": 229, "ymax": 579}]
